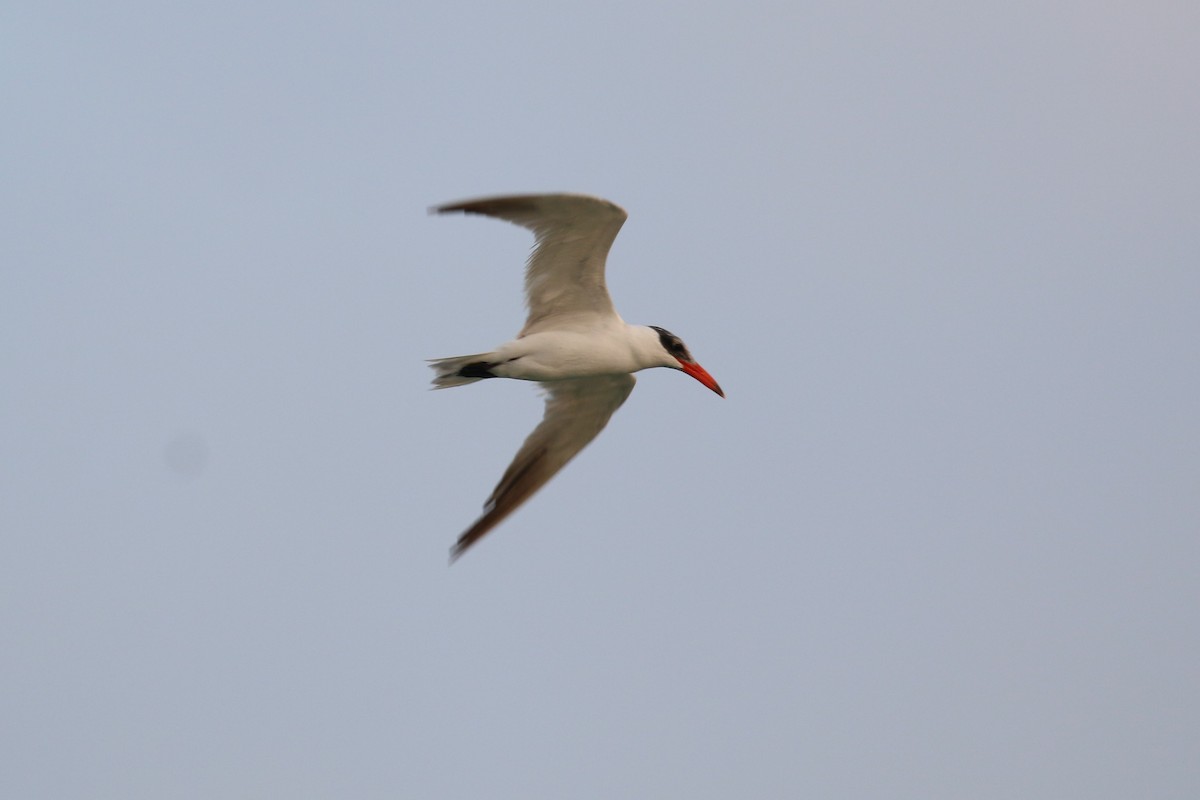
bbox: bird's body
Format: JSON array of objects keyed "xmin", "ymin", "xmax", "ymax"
[
  {"xmin": 430, "ymin": 193, "xmax": 723, "ymax": 560},
  {"xmin": 434, "ymin": 324, "xmax": 673, "ymax": 384}
]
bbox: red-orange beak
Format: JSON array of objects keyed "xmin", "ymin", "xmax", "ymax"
[{"xmin": 678, "ymin": 360, "xmax": 725, "ymax": 398}]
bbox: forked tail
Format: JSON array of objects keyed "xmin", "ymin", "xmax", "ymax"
[{"xmin": 427, "ymin": 353, "xmax": 500, "ymax": 388}]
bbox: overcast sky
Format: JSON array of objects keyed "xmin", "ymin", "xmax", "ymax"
[{"xmin": 3, "ymin": 2, "xmax": 1198, "ymax": 798}]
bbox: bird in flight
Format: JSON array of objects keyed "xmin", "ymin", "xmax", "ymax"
[{"xmin": 430, "ymin": 193, "xmax": 724, "ymax": 561}]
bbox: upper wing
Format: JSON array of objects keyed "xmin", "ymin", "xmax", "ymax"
[
  {"xmin": 433, "ymin": 193, "xmax": 628, "ymax": 335},
  {"xmin": 450, "ymin": 373, "xmax": 636, "ymax": 561}
]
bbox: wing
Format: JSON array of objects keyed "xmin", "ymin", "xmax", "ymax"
[
  {"xmin": 450, "ymin": 373, "xmax": 636, "ymax": 561},
  {"xmin": 433, "ymin": 193, "xmax": 628, "ymax": 335}
]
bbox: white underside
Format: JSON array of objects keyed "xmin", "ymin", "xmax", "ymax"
[{"xmin": 490, "ymin": 327, "xmax": 654, "ymax": 381}]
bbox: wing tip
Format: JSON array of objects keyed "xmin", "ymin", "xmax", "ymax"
[
  {"xmin": 431, "ymin": 196, "xmax": 541, "ymax": 218},
  {"xmin": 430, "ymin": 193, "xmax": 626, "ymax": 220},
  {"xmin": 448, "ymin": 528, "xmax": 483, "ymax": 564}
]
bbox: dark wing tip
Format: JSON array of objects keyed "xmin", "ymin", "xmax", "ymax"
[
  {"xmin": 446, "ymin": 444, "xmax": 552, "ymax": 564},
  {"xmin": 448, "ymin": 534, "xmax": 471, "ymax": 565},
  {"xmin": 431, "ymin": 194, "xmax": 627, "ymax": 224},
  {"xmin": 448, "ymin": 518, "xmax": 492, "ymax": 564},
  {"xmin": 433, "ymin": 196, "xmax": 543, "ymax": 218}
]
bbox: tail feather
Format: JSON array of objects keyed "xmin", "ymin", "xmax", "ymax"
[{"xmin": 428, "ymin": 353, "xmax": 497, "ymax": 389}]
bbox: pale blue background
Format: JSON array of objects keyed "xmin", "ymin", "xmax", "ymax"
[{"xmin": 3, "ymin": 2, "xmax": 1198, "ymax": 797}]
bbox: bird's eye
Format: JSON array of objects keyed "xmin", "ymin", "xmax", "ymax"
[{"xmin": 651, "ymin": 326, "xmax": 690, "ymax": 359}]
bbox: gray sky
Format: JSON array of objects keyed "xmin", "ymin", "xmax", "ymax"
[{"xmin": 3, "ymin": 2, "xmax": 1198, "ymax": 797}]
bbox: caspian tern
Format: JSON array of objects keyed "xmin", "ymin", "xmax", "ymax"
[{"xmin": 430, "ymin": 193, "xmax": 724, "ymax": 561}]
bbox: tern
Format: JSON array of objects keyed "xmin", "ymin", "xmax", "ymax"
[{"xmin": 430, "ymin": 193, "xmax": 724, "ymax": 561}]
